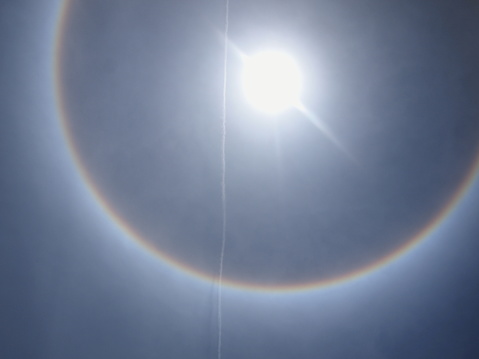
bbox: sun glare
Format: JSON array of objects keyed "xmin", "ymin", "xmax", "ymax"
[{"xmin": 242, "ymin": 50, "xmax": 302, "ymax": 114}]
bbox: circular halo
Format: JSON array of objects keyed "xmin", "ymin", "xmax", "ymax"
[{"xmin": 53, "ymin": 0, "xmax": 479, "ymax": 293}]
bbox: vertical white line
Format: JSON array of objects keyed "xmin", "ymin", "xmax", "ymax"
[{"xmin": 218, "ymin": 0, "xmax": 229, "ymax": 359}]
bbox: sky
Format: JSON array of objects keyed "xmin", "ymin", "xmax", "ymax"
[{"xmin": 1, "ymin": 0, "xmax": 479, "ymax": 358}]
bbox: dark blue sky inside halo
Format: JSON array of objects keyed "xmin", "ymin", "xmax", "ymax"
[{"xmin": 2, "ymin": 1, "xmax": 479, "ymax": 358}]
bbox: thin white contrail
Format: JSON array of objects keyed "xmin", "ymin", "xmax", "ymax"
[{"xmin": 218, "ymin": 0, "xmax": 229, "ymax": 358}]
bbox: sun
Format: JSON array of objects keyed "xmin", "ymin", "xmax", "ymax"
[{"xmin": 241, "ymin": 50, "xmax": 302, "ymax": 114}]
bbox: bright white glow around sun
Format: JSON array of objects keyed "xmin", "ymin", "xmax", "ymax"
[{"xmin": 242, "ymin": 50, "xmax": 302, "ymax": 114}]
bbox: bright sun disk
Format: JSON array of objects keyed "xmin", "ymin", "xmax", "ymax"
[{"xmin": 242, "ymin": 50, "xmax": 302, "ymax": 114}]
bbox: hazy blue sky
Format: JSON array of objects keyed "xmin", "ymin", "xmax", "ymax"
[{"xmin": 2, "ymin": 1, "xmax": 479, "ymax": 358}]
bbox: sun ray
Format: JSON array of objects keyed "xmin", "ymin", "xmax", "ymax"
[{"xmin": 295, "ymin": 103, "xmax": 359, "ymax": 165}]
